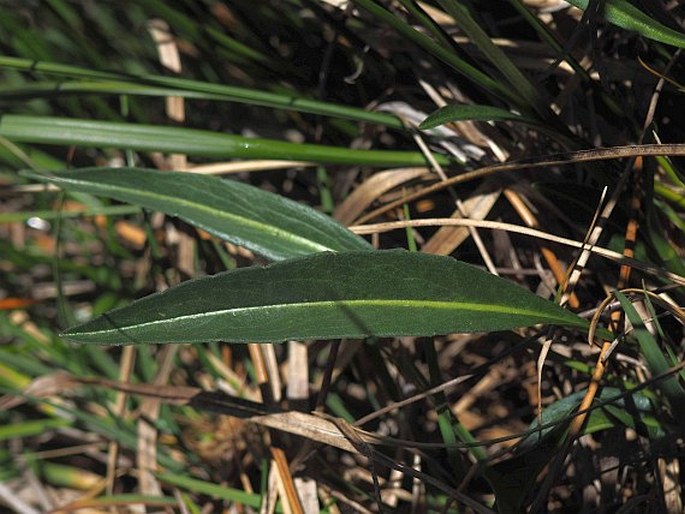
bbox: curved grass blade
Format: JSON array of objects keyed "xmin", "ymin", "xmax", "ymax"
[
  {"xmin": 614, "ymin": 290, "xmax": 685, "ymax": 408},
  {"xmin": 433, "ymin": 0, "xmax": 546, "ymax": 118},
  {"xmin": 0, "ymin": 115, "xmax": 447, "ymax": 167},
  {"xmin": 419, "ymin": 104, "xmax": 538, "ymax": 130},
  {"xmin": 351, "ymin": 0, "xmax": 518, "ymax": 106},
  {"xmin": 566, "ymin": 0, "xmax": 685, "ymax": 48},
  {"xmin": 61, "ymin": 250, "xmax": 588, "ymax": 345},
  {"xmin": 0, "ymin": 56, "xmax": 404, "ymax": 129},
  {"xmin": 22, "ymin": 167, "xmax": 372, "ymax": 261}
]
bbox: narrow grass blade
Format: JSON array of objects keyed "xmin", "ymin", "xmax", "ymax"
[
  {"xmin": 61, "ymin": 250, "xmax": 588, "ymax": 345},
  {"xmin": 566, "ymin": 0, "xmax": 685, "ymax": 48},
  {"xmin": 0, "ymin": 205, "xmax": 141, "ymax": 223},
  {"xmin": 614, "ymin": 291, "xmax": 685, "ymax": 405},
  {"xmin": 22, "ymin": 167, "xmax": 372, "ymax": 261},
  {"xmin": 158, "ymin": 471, "xmax": 285, "ymax": 513},
  {"xmin": 0, "ymin": 418, "xmax": 70, "ymax": 440},
  {"xmin": 351, "ymin": 0, "xmax": 517, "ymax": 105},
  {"xmin": 0, "ymin": 138, "xmax": 64, "ymax": 170},
  {"xmin": 0, "ymin": 56, "xmax": 404, "ymax": 129},
  {"xmin": 434, "ymin": 1, "xmax": 545, "ymax": 117},
  {"xmin": 1, "ymin": 115, "xmax": 447, "ymax": 166}
]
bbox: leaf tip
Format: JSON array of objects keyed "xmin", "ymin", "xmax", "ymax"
[{"xmin": 417, "ymin": 118, "xmax": 435, "ymax": 131}]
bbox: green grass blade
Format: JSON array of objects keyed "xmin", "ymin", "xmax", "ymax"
[
  {"xmin": 60, "ymin": 250, "xmax": 588, "ymax": 345},
  {"xmin": 655, "ymin": 155, "xmax": 685, "ymax": 188},
  {"xmin": 434, "ymin": 1, "xmax": 546, "ymax": 117},
  {"xmin": 614, "ymin": 290, "xmax": 685, "ymax": 404},
  {"xmin": 351, "ymin": 0, "xmax": 517, "ymax": 104},
  {"xmin": 508, "ymin": 0, "xmax": 589, "ymax": 79},
  {"xmin": 0, "ymin": 137, "xmax": 64, "ymax": 170},
  {"xmin": 0, "ymin": 56, "xmax": 404, "ymax": 129},
  {"xmin": 0, "ymin": 418, "xmax": 71, "ymax": 440},
  {"xmin": 0, "ymin": 80, "xmax": 230, "ymax": 101},
  {"xmin": 395, "ymin": 0, "xmax": 455, "ymax": 49},
  {"xmin": 0, "ymin": 204, "xmax": 141, "ymax": 223},
  {"xmin": 566, "ymin": 0, "xmax": 685, "ymax": 48},
  {"xmin": 22, "ymin": 167, "xmax": 372, "ymax": 261},
  {"xmin": 158, "ymin": 471, "xmax": 286, "ymax": 513},
  {"xmin": 1, "ymin": 115, "xmax": 446, "ymax": 166}
]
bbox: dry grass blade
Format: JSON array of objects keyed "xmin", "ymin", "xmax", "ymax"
[
  {"xmin": 136, "ymin": 346, "xmax": 177, "ymax": 500},
  {"xmin": 148, "ymin": 18, "xmax": 186, "ymax": 170},
  {"xmin": 559, "ymin": 186, "xmax": 608, "ymax": 307},
  {"xmin": 184, "ymin": 160, "xmax": 315, "ymax": 174},
  {"xmin": 356, "ymin": 144, "xmax": 685, "ymax": 223},
  {"xmin": 422, "ymin": 182, "xmax": 500, "ymax": 255},
  {"xmin": 271, "ymin": 447, "xmax": 303, "ymax": 514},
  {"xmin": 531, "ymin": 340, "xmax": 614, "ymax": 512},
  {"xmin": 503, "ymin": 188, "xmax": 580, "ymax": 308},
  {"xmin": 0, "ymin": 372, "xmax": 77, "ymax": 410},
  {"xmin": 324, "ymin": 415, "xmax": 496, "ymax": 514},
  {"xmin": 535, "ymin": 185, "xmax": 609, "ymax": 434},
  {"xmin": 287, "ymin": 341, "xmax": 309, "ymax": 408},
  {"xmin": 248, "ymin": 343, "xmax": 304, "ymax": 514},
  {"xmin": 350, "ymin": 218, "xmax": 685, "ymax": 286},
  {"xmin": 285, "ymin": 341, "xmax": 321, "ymax": 513},
  {"xmin": 333, "ymin": 167, "xmax": 430, "ymax": 225},
  {"xmin": 71, "ymin": 376, "xmax": 373, "ymax": 454},
  {"xmin": 0, "ymin": 482, "xmax": 44, "ymax": 514},
  {"xmin": 264, "ymin": 412, "xmax": 373, "ymax": 454},
  {"xmin": 105, "ymin": 343, "xmax": 135, "ymax": 497}
]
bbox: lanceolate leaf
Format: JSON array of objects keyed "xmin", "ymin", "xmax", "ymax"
[
  {"xmin": 566, "ymin": 0, "xmax": 685, "ymax": 48},
  {"xmin": 62, "ymin": 251, "xmax": 588, "ymax": 345},
  {"xmin": 22, "ymin": 168, "xmax": 372, "ymax": 261},
  {"xmin": 419, "ymin": 104, "xmax": 536, "ymax": 130},
  {"xmin": 519, "ymin": 387, "xmax": 662, "ymax": 451}
]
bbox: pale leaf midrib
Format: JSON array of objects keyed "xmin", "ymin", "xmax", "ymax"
[
  {"xmin": 68, "ymin": 298, "xmax": 573, "ymax": 337},
  {"xmin": 52, "ymin": 176, "xmax": 333, "ymax": 254}
]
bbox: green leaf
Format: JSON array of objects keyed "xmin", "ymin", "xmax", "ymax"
[
  {"xmin": 419, "ymin": 104, "xmax": 536, "ymax": 130},
  {"xmin": 566, "ymin": 0, "xmax": 685, "ymax": 48},
  {"xmin": 519, "ymin": 387, "xmax": 662, "ymax": 451},
  {"xmin": 0, "ymin": 115, "xmax": 448, "ymax": 167},
  {"xmin": 489, "ymin": 386, "xmax": 663, "ymax": 513},
  {"xmin": 61, "ymin": 250, "xmax": 588, "ymax": 345},
  {"xmin": 22, "ymin": 167, "xmax": 372, "ymax": 261}
]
